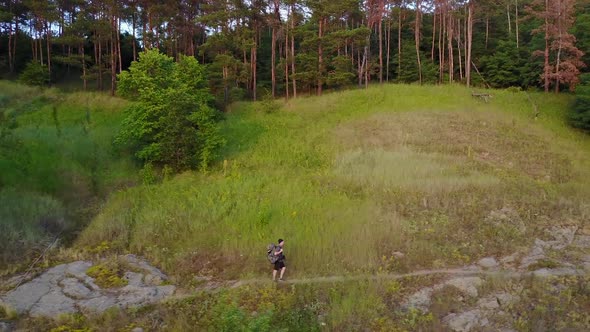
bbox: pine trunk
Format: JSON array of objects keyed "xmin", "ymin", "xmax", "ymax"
[
  {"xmin": 271, "ymin": 25, "xmax": 276, "ymax": 98},
  {"xmin": 285, "ymin": 14, "xmax": 290, "ymax": 101},
  {"xmin": 457, "ymin": 18, "xmax": 463, "ymax": 81},
  {"xmin": 132, "ymin": 12, "xmax": 137, "ymax": 61},
  {"xmin": 485, "ymin": 17, "xmax": 489, "ymax": 49},
  {"xmin": 415, "ymin": 2, "xmax": 422, "ymax": 84},
  {"xmin": 386, "ymin": 17, "xmax": 391, "ymax": 81},
  {"xmin": 111, "ymin": 16, "xmax": 117, "ymax": 96},
  {"xmin": 12, "ymin": 19, "xmax": 18, "ymax": 71},
  {"xmin": 8, "ymin": 19, "xmax": 13, "ymax": 72},
  {"xmin": 554, "ymin": 0, "xmax": 562, "ymax": 93},
  {"xmin": 398, "ymin": 7, "xmax": 402, "ymax": 80},
  {"xmin": 46, "ymin": 21, "xmax": 51, "ymax": 76},
  {"xmin": 431, "ymin": 7, "xmax": 437, "ymax": 62},
  {"xmin": 447, "ymin": 13, "xmax": 453, "ymax": 83},
  {"xmin": 543, "ymin": 0, "xmax": 550, "ymax": 92},
  {"xmin": 379, "ymin": 17, "xmax": 383, "ymax": 83},
  {"xmin": 81, "ymin": 44, "xmax": 87, "ymax": 91},
  {"xmin": 507, "ymin": 3, "xmax": 512, "ymax": 34},
  {"xmin": 514, "ymin": 0, "xmax": 520, "ymax": 48},
  {"xmin": 291, "ymin": 4, "xmax": 297, "ymax": 98},
  {"xmin": 466, "ymin": 2, "xmax": 473, "ymax": 88},
  {"xmin": 318, "ymin": 17, "xmax": 324, "ymax": 95}
]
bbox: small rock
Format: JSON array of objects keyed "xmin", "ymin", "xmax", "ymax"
[
  {"xmin": 480, "ymin": 317, "xmax": 489, "ymax": 327},
  {"xmin": 476, "ymin": 297, "xmax": 499, "ymax": 310},
  {"xmin": 478, "ymin": 257, "xmax": 499, "ymax": 269},
  {"xmin": 546, "ymin": 226, "xmax": 577, "ymax": 245},
  {"xmin": 519, "ymin": 246, "xmax": 545, "ymax": 269},
  {"xmin": 392, "ymin": 251, "xmax": 405, "ymax": 259},
  {"xmin": 500, "ymin": 253, "xmax": 518, "ymax": 264},
  {"xmin": 401, "ymin": 287, "xmax": 434, "ymax": 312},
  {"xmin": 444, "ymin": 277, "xmax": 483, "ymax": 297},
  {"xmin": 485, "ymin": 207, "xmax": 526, "ymax": 234},
  {"xmin": 443, "ymin": 309, "xmax": 484, "ymax": 332},
  {"xmin": 120, "ymin": 255, "xmax": 168, "ymax": 282},
  {"xmin": 495, "ymin": 292, "xmax": 519, "ymax": 307},
  {"xmin": 463, "ymin": 265, "xmax": 481, "ymax": 272},
  {"xmin": 530, "ymin": 246, "xmax": 544, "ymax": 257},
  {"xmin": 131, "ymin": 328, "xmax": 144, "ymax": 332}
]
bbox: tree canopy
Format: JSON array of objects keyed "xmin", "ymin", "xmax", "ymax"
[
  {"xmin": 116, "ymin": 49, "xmax": 223, "ymax": 171},
  {"xmin": 0, "ymin": 0, "xmax": 588, "ymax": 101}
]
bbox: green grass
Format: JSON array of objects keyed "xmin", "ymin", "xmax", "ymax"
[
  {"xmin": 77, "ymin": 84, "xmax": 590, "ymax": 281},
  {"xmin": 0, "ymin": 81, "xmax": 136, "ymax": 268},
  {"xmin": 5, "ymin": 83, "xmax": 590, "ymax": 331}
]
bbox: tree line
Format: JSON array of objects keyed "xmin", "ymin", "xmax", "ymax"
[{"xmin": 0, "ymin": 0, "xmax": 588, "ymax": 104}]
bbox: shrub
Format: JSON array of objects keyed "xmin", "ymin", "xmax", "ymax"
[
  {"xmin": 19, "ymin": 61, "xmax": 50, "ymax": 86},
  {"xmin": 116, "ymin": 49, "xmax": 224, "ymax": 171},
  {"xmin": 570, "ymin": 73, "xmax": 590, "ymax": 131},
  {"xmin": 86, "ymin": 260, "xmax": 128, "ymax": 288}
]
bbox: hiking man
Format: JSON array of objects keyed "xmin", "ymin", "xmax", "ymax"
[{"xmin": 272, "ymin": 239, "xmax": 286, "ymax": 281}]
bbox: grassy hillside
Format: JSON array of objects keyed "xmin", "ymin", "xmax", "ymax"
[
  {"xmin": 0, "ymin": 81, "xmax": 136, "ymax": 268},
  {"xmin": 77, "ymin": 84, "xmax": 590, "ymax": 282}
]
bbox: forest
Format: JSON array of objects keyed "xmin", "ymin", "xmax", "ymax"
[{"xmin": 0, "ymin": 0, "xmax": 589, "ymax": 105}]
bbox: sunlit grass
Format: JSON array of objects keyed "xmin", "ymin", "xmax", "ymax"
[{"xmin": 78, "ymin": 83, "xmax": 590, "ymax": 282}]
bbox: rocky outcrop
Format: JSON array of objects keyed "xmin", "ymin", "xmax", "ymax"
[
  {"xmin": 0, "ymin": 258, "xmax": 175, "ymax": 318},
  {"xmin": 401, "ymin": 276, "xmax": 483, "ymax": 312},
  {"xmin": 400, "ymin": 224, "xmax": 589, "ymax": 331}
]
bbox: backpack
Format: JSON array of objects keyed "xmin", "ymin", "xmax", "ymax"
[{"xmin": 267, "ymin": 244, "xmax": 279, "ymax": 264}]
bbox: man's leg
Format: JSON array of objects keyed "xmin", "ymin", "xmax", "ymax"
[
  {"xmin": 272, "ymin": 269, "xmax": 277, "ymax": 281},
  {"xmin": 279, "ymin": 267, "xmax": 286, "ymax": 280}
]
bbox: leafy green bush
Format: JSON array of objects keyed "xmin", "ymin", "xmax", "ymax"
[
  {"xmin": 256, "ymin": 89, "xmax": 280, "ymax": 114},
  {"xmin": 570, "ymin": 73, "xmax": 590, "ymax": 131},
  {"xmin": 19, "ymin": 61, "xmax": 50, "ymax": 86},
  {"xmin": 116, "ymin": 49, "xmax": 224, "ymax": 171}
]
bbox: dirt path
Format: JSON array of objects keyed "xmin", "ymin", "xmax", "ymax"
[{"xmin": 177, "ymin": 264, "xmax": 586, "ymax": 296}]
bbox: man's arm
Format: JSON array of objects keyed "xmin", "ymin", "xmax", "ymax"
[{"xmin": 274, "ymin": 249, "xmax": 283, "ymax": 255}]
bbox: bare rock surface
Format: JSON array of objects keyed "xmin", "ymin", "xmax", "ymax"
[
  {"xmin": 402, "ymin": 276, "xmax": 483, "ymax": 312},
  {"xmin": 400, "ymin": 221, "xmax": 588, "ymax": 332},
  {"xmin": 0, "ymin": 321, "xmax": 15, "ymax": 332},
  {"xmin": 0, "ymin": 259, "xmax": 175, "ymax": 318},
  {"xmin": 443, "ymin": 309, "xmax": 488, "ymax": 332},
  {"xmin": 444, "ymin": 277, "xmax": 483, "ymax": 297},
  {"xmin": 400, "ymin": 287, "xmax": 435, "ymax": 312},
  {"xmin": 478, "ymin": 257, "xmax": 499, "ymax": 269}
]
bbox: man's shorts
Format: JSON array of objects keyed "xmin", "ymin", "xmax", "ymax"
[{"xmin": 273, "ymin": 260, "xmax": 285, "ymax": 271}]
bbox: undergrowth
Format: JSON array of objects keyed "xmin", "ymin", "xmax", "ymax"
[{"xmin": 77, "ymin": 84, "xmax": 590, "ymax": 281}]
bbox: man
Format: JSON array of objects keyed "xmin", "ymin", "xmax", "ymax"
[{"xmin": 272, "ymin": 238, "xmax": 286, "ymax": 281}]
